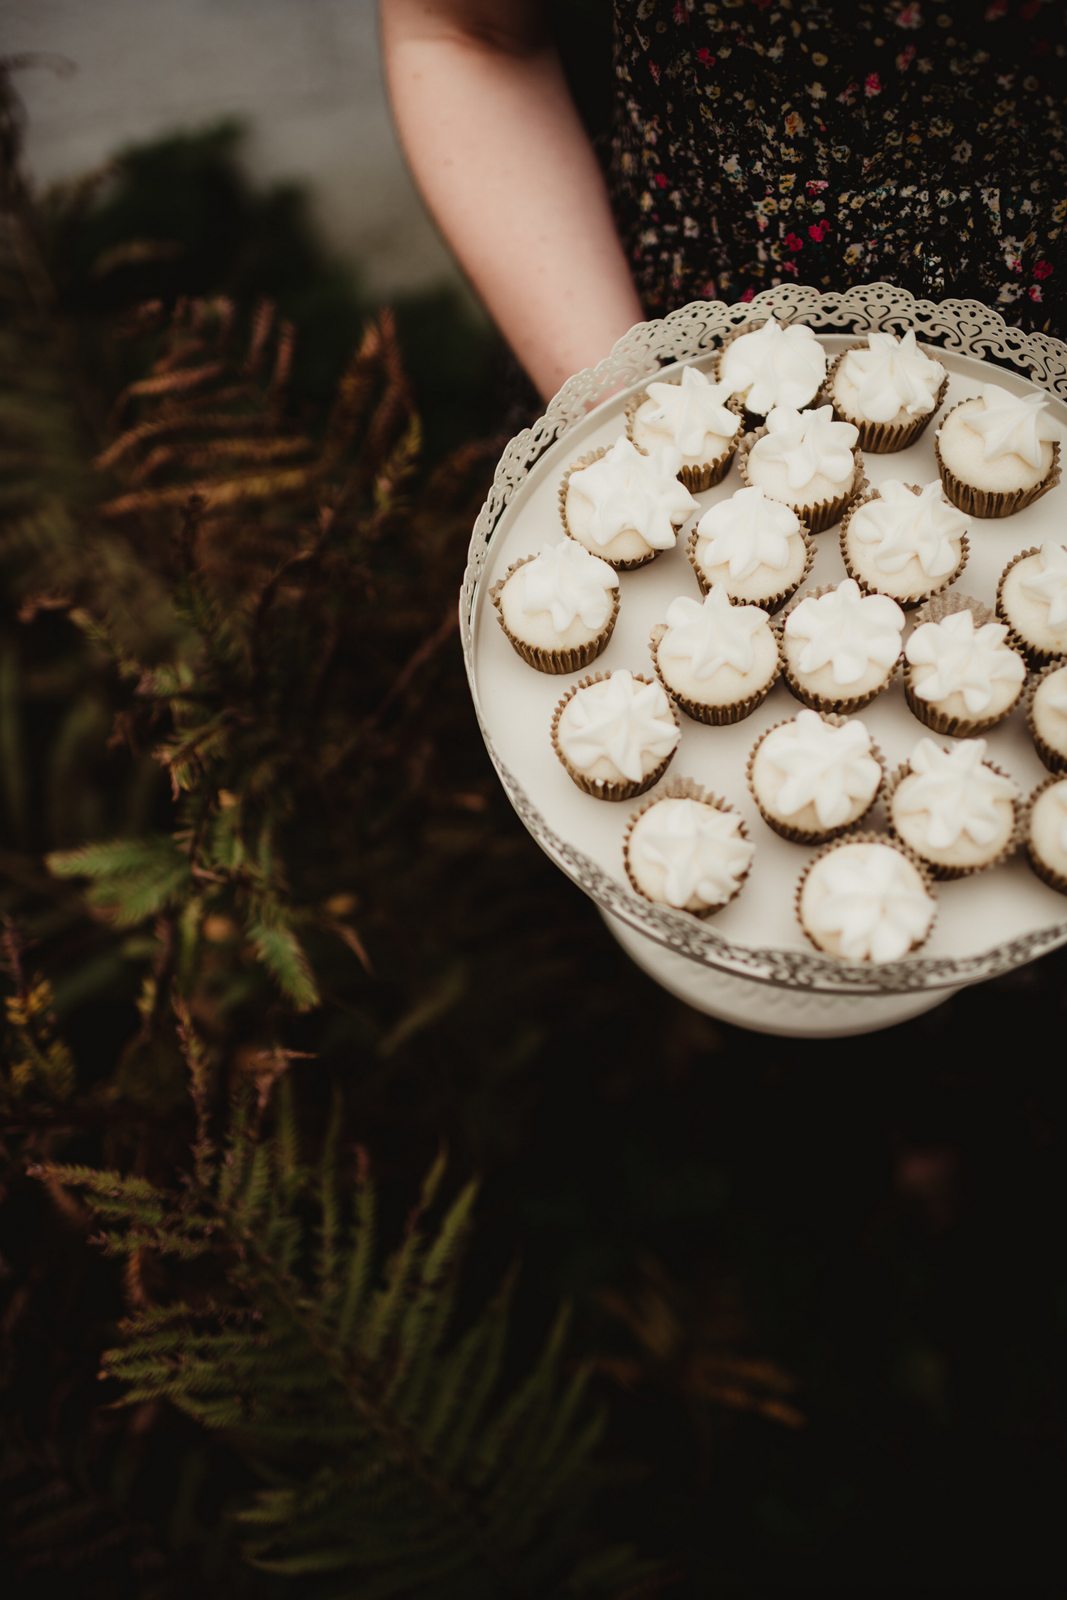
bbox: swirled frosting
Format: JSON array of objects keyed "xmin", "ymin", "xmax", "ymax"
[
  {"xmin": 749, "ymin": 406, "xmax": 859, "ymax": 492},
  {"xmin": 839, "ymin": 331, "xmax": 946, "ymax": 423},
  {"xmin": 784, "ymin": 580, "xmax": 904, "ymax": 687},
  {"xmin": 719, "ymin": 317, "xmax": 826, "ymax": 414},
  {"xmin": 516, "ymin": 540, "xmax": 618, "ymax": 634},
  {"xmin": 629, "ymin": 798, "xmax": 754, "ymax": 908},
  {"xmin": 758, "ymin": 710, "xmax": 881, "ymax": 829},
  {"xmin": 849, "ymin": 480, "xmax": 967, "ymax": 578},
  {"xmin": 896, "ymin": 738, "xmax": 1019, "ymax": 849},
  {"xmin": 696, "ymin": 487, "xmax": 801, "ymax": 581},
  {"xmin": 905, "ymin": 609, "xmax": 1025, "ymax": 715},
  {"xmin": 558, "ymin": 670, "xmax": 679, "ymax": 783},
  {"xmin": 1019, "ymin": 542, "xmax": 1067, "ymax": 629},
  {"xmin": 568, "ymin": 437, "xmax": 697, "ymax": 551},
  {"xmin": 802, "ymin": 842, "xmax": 935, "ymax": 963},
  {"xmin": 636, "ymin": 367, "xmax": 741, "ymax": 457},
  {"xmin": 966, "ymin": 385, "xmax": 1059, "ymax": 467},
  {"xmin": 661, "ymin": 587, "xmax": 770, "ymax": 680}
]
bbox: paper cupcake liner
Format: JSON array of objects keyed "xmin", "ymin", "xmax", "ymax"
[
  {"xmin": 624, "ymin": 386, "xmax": 744, "ymax": 492},
  {"xmin": 838, "ymin": 483, "xmax": 968, "ymax": 609},
  {"xmin": 686, "ymin": 517, "xmax": 815, "ymax": 612},
  {"xmin": 559, "ymin": 448, "xmax": 661, "ymax": 573},
  {"xmin": 883, "ymin": 756, "xmax": 1023, "ymax": 881},
  {"xmin": 745, "ymin": 711, "xmax": 885, "ymax": 845},
  {"xmin": 1026, "ymin": 660, "xmax": 1067, "ymax": 775},
  {"xmin": 902, "ymin": 591, "xmax": 1026, "ymax": 736},
  {"xmin": 649, "ymin": 623, "xmax": 778, "ymax": 726},
  {"xmin": 772, "ymin": 583, "xmax": 901, "ymax": 714},
  {"xmin": 736, "ymin": 426, "xmax": 866, "ymax": 535},
  {"xmin": 995, "ymin": 545, "xmax": 1067, "ymax": 667},
  {"xmin": 550, "ymin": 670, "xmax": 681, "ymax": 802},
  {"xmin": 622, "ymin": 779, "xmax": 753, "ymax": 918},
  {"xmin": 1023, "ymin": 772, "xmax": 1067, "ymax": 897},
  {"xmin": 489, "ymin": 556, "xmax": 620, "ymax": 675},
  {"xmin": 820, "ymin": 346, "xmax": 949, "ymax": 453},
  {"xmin": 934, "ymin": 400, "xmax": 1062, "ymax": 518},
  {"xmin": 794, "ymin": 832, "xmax": 938, "ymax": 961}
]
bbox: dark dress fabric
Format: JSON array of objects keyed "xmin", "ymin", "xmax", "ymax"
[{"xmin": 608, "ymin": 0, "xmax": 1067, "ymax": 336}]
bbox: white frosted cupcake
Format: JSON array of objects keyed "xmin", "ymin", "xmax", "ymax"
[
  {"xmin": 688, "ymin": 486, "xmax": 813, "ymax": 611},
  {"xmin": 716, "ymin": 316, "xmax": 827, "ymax": 421},
  {"xmin": 840, "ymin": 479, "xmax": 969, "ymax": 607},
  {"xmin": 649, "ymin": 585, "xmax": 779, "ymax": 725},
  {"xmin": 779, "ymin": 579, "xmax": 905, "ymax": 712},
  {"xmin": 935, "ymin": 383, "xmax": 1061, "ymax": 517},
  {"xmin": 1025, "ymin": 774, "xmax": 1067, "ymax": 896},
  {"xmin": 1027, "ymin": 661, "xmax": 1067, "ymax": 773},
  {"xmin": 885, "ymin": 737, "xmax": 1021, "ymax": 880},
  {"xmin": 996, "ymin": 542, "xmax": 1067, "ymax": 664},
  {"xmin": 551, "ymin": 669, "xmax": 681, "ymax": 801},
  {"xmin": 904, "ymin": 594, "xmax": 1026, "ymax": 737},
  {"xmin": 747, "ymin": 709, "xmax": 884, "ymax": 844},
  {"xmin": 627, "ymin": 366, "xmax": 743, "ymax": 491},
  {"xmin": 796, "ymin": 837, "xmax": 937, "ymax": 963},
  {"xmin": 623, "ymin": 781, "xmax": 755, "ymax": 917},
  {"xmin": 739, "ymin": 405, "xmax": 864, "ymax": 534},
  {"xmin": 825, "ymin": 330, "xmax": 948, "ymax": 452},
  {"xmin": 561, "ymin": 436, "xmax": 699, "ymax": 570},
  {"xmin": 491, "ymin": 540, "xmax": 620, "ymax": 674}
]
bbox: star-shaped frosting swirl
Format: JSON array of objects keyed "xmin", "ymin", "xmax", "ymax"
[
  {"xmin": 1019, "ymin": 542, "xmax": 1067, "ymax": 629},
  {"xmin": 520, "ymin": 540, "xmax": 618, "ymax": 634},
  {"xmin": 568, "ymin": 437, "xmax": 697, "ymax": 550},
  {"xmin": 632, "ymin": 799, "xmax": 754, "ymax": 907},
  {"xmin": 661, "ymin": 586, "xmax": 769, "ymax": 680},
  {"xmin": 965, "ymin": 385, "xmax": 1058, "ymax": 468},
  {"xmin": 697, "ymin": 487, "xmax": 800, "ymax": 581},
  {"xmin": 751, "ymin": 405, "xmax": 859, "ymax": 492},
  {"xmin": 807, "ymin": 844, "xmax": 935, "ymax": 963},
  {"xmin": 639, "ymin": 366, "xmax": 740, "ymax": 457},
  {"xmin": 850, "ymin": 480, "xmax": 967, "ymax": 578},
  {"xmin": 559, "ymin": 670, "xmax": 679, "ymax": 783},
  {"xmin": 841, "ymin": 330, "xmax": 945, "ymax": 423},
  {"xmin": 897, "ymin": 737, "xmax": 1019, "ymax": 849},
  {"xmin": 760, "ymin": 709, "xmax": 880, "ymax": 828},
  {"xmin": 905, "ymin": 609, "xmax": 1025, "ymax": 715},
  {"xmin": 719, "ymin": 316, "xmax": 827, "ymax": 414},
  {"xmin": 784, "ymin": 579, "xmax": 904, "ymax": 687}
]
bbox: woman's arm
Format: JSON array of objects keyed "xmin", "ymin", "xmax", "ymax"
[{"xmin": 379, "ymin": 0, "xmax": 644, "ymax": 400}]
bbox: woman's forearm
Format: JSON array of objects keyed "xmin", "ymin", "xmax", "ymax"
[{"xmin": 380, "ymin": 0, "xmax": 644, "ymax": 400}]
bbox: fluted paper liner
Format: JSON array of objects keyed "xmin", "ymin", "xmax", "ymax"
[
  {"xmin": 934, "ymin": 398, "xmax": 1062, "ymax": 518},
  {"xmin": 686, "ymin": 515, "xmax": 815, "ymax": 612},
  {"xmin": 1026, "ymin": 660, "xmax": 1067, "ymax": 775},
  {"xmin": 820, "ymin": 344, "xmax": 949, "ymax": 453},
  {"xmin": 1023, "ymin": 772, "xmax": 1067, "ymax": 897},
  {"xmin": 795, "ymin": 833, "xmax": 938, "ymax": 962},
  {"xmin": 838, "ymin": 482, "xmax": 968, "ymax": 609},
  {"xmin": 622, "ymin": 778, "xmax": 753, "ymax": 918},
  {"xmin": 746, "ymin": 711, "xmax": 885, "ymax": 845},
  {"xmin": 649, "ymin": 620, "xmax": 778, "ymax": 727},
  {"xmin": 736, "ymin": 425, "xmax": 866, "ymax": 535},
  {"xmin": 883, "ymin": 752, "xmax": 1023, "ymax": 881},
  {"xmin": 903, "ymin": 591, "xmax": 1026, "ymax": 736},
  {"xmin": 560, "ymin": 447, "xmax": 662, "ymax": 573},
  {"xmin": 625, "ymin": 384, "xmax": 744, "ymax": 492},
  {"xmin": 995, "ymin": 545, "xmax": 1067, "ymax": 667},
  {"xmin": 772, "ymin": 582, "xmax": 902, "ymax": 713},
  {"xmin": 489, "ymin": 555, "xmax": 620, "ymax": 675},
  {"xmin": 550, "ymin": 670, "xmax": 681, "ymax": 802}
]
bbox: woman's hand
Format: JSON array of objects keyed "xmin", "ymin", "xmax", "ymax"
[{"xmin": 380, "ymin": 0, "xmax": 644, "ymax": 401}]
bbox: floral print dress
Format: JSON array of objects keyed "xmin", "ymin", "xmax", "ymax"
[{"xmin": 608, "ymin": 0, "xmax": 1066, "ymax": 335}]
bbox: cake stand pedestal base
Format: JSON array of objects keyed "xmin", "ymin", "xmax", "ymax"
[{"xmin": 601, "ymin": 910, "xmax": 959, "ymax": 1038}]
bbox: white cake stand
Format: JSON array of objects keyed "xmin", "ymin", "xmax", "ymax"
[{"xmin": 461, "ymin": 285, "xmax": 1067, "ymax": 1037}]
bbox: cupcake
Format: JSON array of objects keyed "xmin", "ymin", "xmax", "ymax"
[
  {"xmin": 561, "ymin": 436, "xmax": 699, "ymax": 570},
  {"xmin": 623, "ymin": 780, "xmax": 755, "ymax": 917},
  {"xmin": 885, "ymin": 736, "xmax": 1021, "ymax": 880},
  {"xmin": 824, "ymin": 330, "xmax": 948, "ymax": 452},
  {"xmin": 738, "ymin": 405, "xmax": 864, "ymax": 534},
  {"xmin": 649, "ymin": 585, "xmax": 779, "ymax": 725},
  {"xmin": 840, "ymin": 479, "xmax": 969, "ymax": 607},
  {"xmin": 796, "ymin": 837, "xmax": 937, "ymax": 963},
  {"xmin": 747, "ymin": 709, "xmax": 884, "ymax": 844},
  {"xmin": 688, "ymin": 486, "xmax": 813, "ymax": 611},
  {"xmin": 627, "ymin": 365, "xmax": 743, "ymax": 491},
  {"xmin": 779, "ymin": 579, "xmax": 905, "ymax": 713},
  {"xmin": 935, "ymin": 383, "xmax": 1061, "ymax": 518},
  {"xmin": 904, "ymin": 594, "xmax": 1026, "ymax": 736},
  {"xmin": 490, "ymin": 540, "xmax": 620, "ymax": 674},
  {"xmin": 552, "ymin": 669, "xmax": 681, "ymax": 800},
  {"xmin": 715, "ymin": 315, "xmax": 827, "ymax": 422},
  {"xmin": 1025, "ymin": 774, "xmax": 1067, "ymax": 896},
  {"xmin": 996, "ymin": 542, "xmax": 1067, "ymax": 664},
  {"xmin": 1027, "ymin": 660, "xmax": 1067, "ymax": 774}
]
